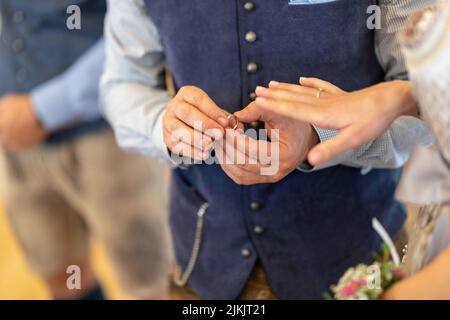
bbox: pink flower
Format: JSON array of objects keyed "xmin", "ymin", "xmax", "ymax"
[
  {"xmin": 339, "ymin": 284, "xmax": 356, "ymax": 297},
  {"xmin": 356, "ymin": 278, "xmax": 367, "ymax": 286},
  {"xmin": 339, "ymin": 279, "xmax": 367, "ymax": 297}
]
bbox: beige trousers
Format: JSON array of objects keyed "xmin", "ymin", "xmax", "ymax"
[{"xmin": 0, "ymin": 130, "xmax": 172, "ymax": 297}]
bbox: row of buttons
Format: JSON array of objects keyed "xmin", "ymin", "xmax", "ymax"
[
  {"xmin": 244, "ymin": 1, "xmax": 258, "ymax": 96},
  {"xmin": 241, "ymin": 3, "xmax": 264, "ymax": 259},
  {"xmin": 241, "ymin": 200, "xmax": 264, "ymax": 258},
  {"xmin": 10, "ymin": 10, "xmax": 27, "ymax": 83},
  {"xmin": 243, "ymin": 3, "xmax": 260, "ymax": 130}
]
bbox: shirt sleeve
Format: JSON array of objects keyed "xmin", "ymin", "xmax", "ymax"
[
  {"xmin": 100, "ymin": 0, "xmax": 174, "ymax": 165},
  {"xmin": 303, "ymin": 0, "xmax": 434, "ymax": 172},
  {"xmin": 30, "ymin": 39, "xmax": 104, "ymax": 132}
]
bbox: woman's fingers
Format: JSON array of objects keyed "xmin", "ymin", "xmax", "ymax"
[
  {"xmin": 254, "ymin": 96, "xmax": 337, "ymax": 128},
  {"xmin": 268, "ymin": 81, "xmax": 319, "ymax": 97},
  {"xmin": 299, "ymin": 77, "xmax": 345, "ymax": 95},
  {"xmin": 255, "ymin": 86, "xmax": 317, "ymax": 105},
  {"xmin": 171, "ymin": 140, "xmax": 210, "ymax": 161}
]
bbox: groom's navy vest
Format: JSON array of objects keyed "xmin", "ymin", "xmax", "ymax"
[{"xmin": 145, "ymin": 0, "xmax": 405, "ymax": 299}]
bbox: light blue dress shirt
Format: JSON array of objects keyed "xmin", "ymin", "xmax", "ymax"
[{"xmin": 30, "ymin": 39, "xmax": 104, "ymax": 132}]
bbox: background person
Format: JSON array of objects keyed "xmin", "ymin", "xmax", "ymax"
[{"xmin": 0, "ymin": 0, "xmax": 171, "ymax": 300}]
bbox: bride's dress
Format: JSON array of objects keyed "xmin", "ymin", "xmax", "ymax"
[{"xmin": 396, "ymin": 1, "xmax": 450, "ymax": 275}]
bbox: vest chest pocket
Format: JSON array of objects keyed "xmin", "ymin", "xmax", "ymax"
[
  {"xmin": 281, "ymin": 0, "xmax": 373, "ymax": 64},
  {"xmin": 170, "ymin": 171, "xmax": 209, "ymax": 286},
  {"xmin": 285, "ymin": 0, "xmax": 367, "ymax": 21},
  {"xmin": 288, "ymin": 0, "xmax": 343, "ymax": 5}
]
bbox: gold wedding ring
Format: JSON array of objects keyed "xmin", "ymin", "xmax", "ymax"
[
  {"xmin": 316, "ymin": 87, "xmax": 324, "ymax": 99},
  {"xmin": 227, "ymin": 114, "xmax": 239, "ymax": 130}
]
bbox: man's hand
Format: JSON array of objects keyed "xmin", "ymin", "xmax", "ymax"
[
  {"xmin": 222, "ymin": 99, "xmax": 319, "ymax": 185},
  {"xmin": 163, "ymin": 86, "xmax": 231, "ymax": 161},
  {"xmin": 0, "ymin": 94, "xmax": 49, "ymax": 151}
]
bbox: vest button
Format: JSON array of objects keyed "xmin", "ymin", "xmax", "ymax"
[
  {"xmin": 13, "ymin": 11, "xmax": 25, "ymax": 24},
  {"xmin": 247, "ymin": 62, "xmax": 258, "ymax": 73},
  {"xmin": 16, "ymin": 69, "xmax": 27, "ymax": 83},
  {"xmin": 241, "ymin": 248, "xmax": 252, "ymax": 257},
  {"xmin": 245, "ymin": 31, "xmax": 257, "ymax": 43},
  {"xmin": 12, "ymin": 38, "xmax": 24, "ymax": 53},
  {"xmin": 250, "ymin": 201, "xmax": 261, "ymax": 211},
  {"xmin": 249, "ymin": 92, "xmax": 257, "ymax": 100},
  {"xmin": 244, "ymin": 2, "xmax": 255, "ymax": 11},
  {"xmin": 250, "ymin": 121, "xmax": 259, "ymax": 130},
  {"xmin": 253, "ymin": 225, "xmax": 264, "ymax": 235}
]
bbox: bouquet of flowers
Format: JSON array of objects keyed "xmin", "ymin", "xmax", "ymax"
[{"xmin": 325, "ymin": 219, "xmax": 406, "ymax": 300}]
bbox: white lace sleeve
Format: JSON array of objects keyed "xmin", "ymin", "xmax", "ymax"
[{"xmin": 400, "ymin": 1, "xmax": 450, "ymax": 163}]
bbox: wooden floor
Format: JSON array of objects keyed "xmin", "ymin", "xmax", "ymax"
[{"xmin": 0, "ymin": 200, "xmax": 129, "ymax": 300}]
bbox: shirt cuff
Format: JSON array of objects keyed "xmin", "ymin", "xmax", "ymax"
[
  {"xmin": 152, "ymin": 110, "xmax": 179, "ymax": 166},
  {"xmin": 297, "ymin": 126, "xmax": 349, "ymax": 173},
  {"xmin": 30, "ymin": 77, "xmax": 73, "ymax": 131}
]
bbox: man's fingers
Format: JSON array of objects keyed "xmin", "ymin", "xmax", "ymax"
[
  {"xmin": 220, "ymin": 160, "xmax": 271, "ymax": 185},
  {"xmin": 170, "ymin": 140, "xmax": 209, "ymax": 162},
  {"xmin": 223, "ymin": 129, "xmax": 272, "ymax": 163},
  {"xmin": 219, "ymin": 139, "xmax": 262, "ymax": 174},
  {"xmin": 299, "ymin": 77, "xmax": 344, "ymax": 94},
  {"xmin": 172, "ymin": 101, "xmax": 224, "ymax": 139},
  {"xmin": 220, "ymin": 163, "xmax": 254, "ymax": 185},
  {"xmin": 164, "ymin": 117, "xmax": 214, "ymax": 151},
  {"xmin": 234, "ymin": 102, "xmax": 265, "ymax": 123},
  {"xmin": 179, "ymin": 86, "xmax": 229, "ymax": 126}
]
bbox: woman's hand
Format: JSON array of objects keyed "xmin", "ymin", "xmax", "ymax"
[{"xmin": 253, "ymin": 78, "xmax": 417, "ymax": 166}]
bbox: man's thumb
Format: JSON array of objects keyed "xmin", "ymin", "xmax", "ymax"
[{"xmin": 234, "ymin": 102, "xmax": 264, "ymax": 123}]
